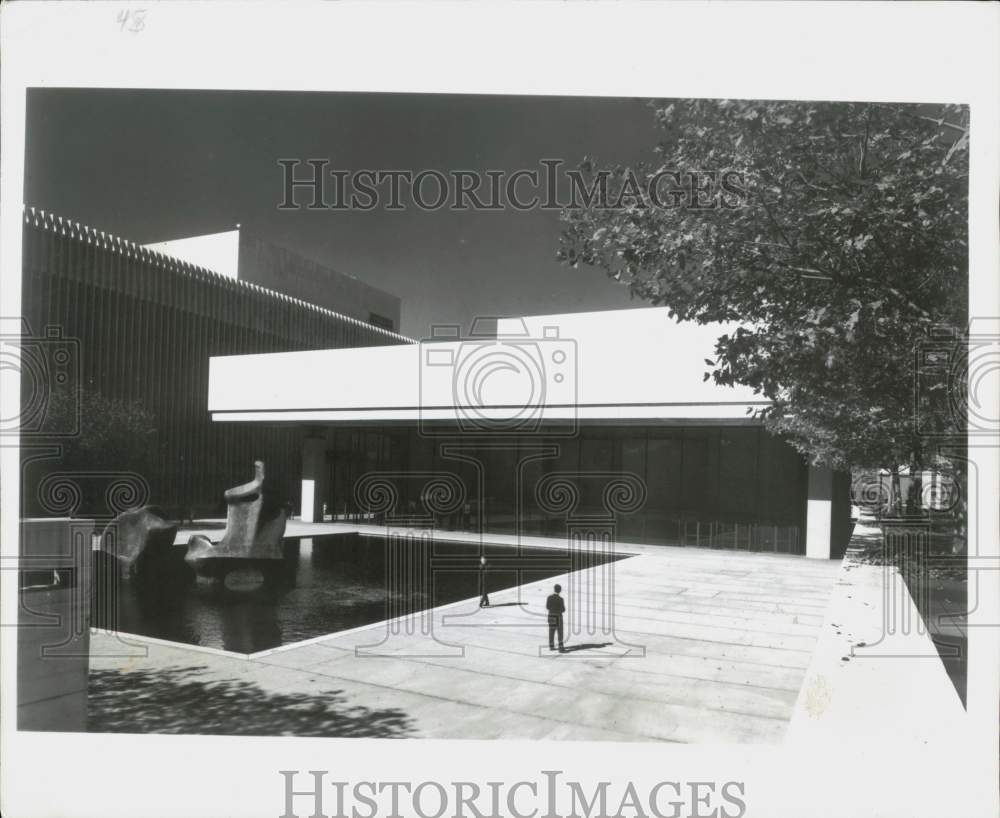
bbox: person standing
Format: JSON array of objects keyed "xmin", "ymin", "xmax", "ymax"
[
  {"xmin": 546, "ymin": 583, "xmax": 566, "ymax": 651},
  {"xmin": 479, "ymin": 555, "xmax": 490, "ymax": 608}
]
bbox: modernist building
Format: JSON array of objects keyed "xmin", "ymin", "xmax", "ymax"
[
  {"xmin": 208, "ymin": 309, "xmax": 852, "ymax": 559},
  {"xmin": 143, "ymin": 226, "xmax": 401, "ymax": 332},
  {"xmin": 20, "ymin": 208, "xmax": 407, "ymax": 517},
  {"xmin": 21, "ymin": 207, "xmax": 849, "ymax": 558}
]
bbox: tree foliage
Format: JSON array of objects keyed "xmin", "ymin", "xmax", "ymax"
[
  {"xmin": 558, "ymin": 100, "xmax": 968, "ymax": 470},
  {"xmin": 46, "ymin": 389, "xmax": 159, "ymax": 488},
  {"xmin": 45, "ymin": 387, "xmax": 160, "ymax": 473},
  {"xmin": 33, "ymin": 387, "xmax": 161, "ymax": 516}
]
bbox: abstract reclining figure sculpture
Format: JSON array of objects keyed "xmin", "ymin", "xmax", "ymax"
[
  {"xmin": 185, "ymin": 461, "xmax": 287, "ymax": 583},
  {"xmin": 98, "ymin": 505, "xmax": 184, "ymax": 583}
]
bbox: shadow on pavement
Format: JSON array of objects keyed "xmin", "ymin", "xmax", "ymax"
[
  {"xmin": 88, "ymin": 665, "xmax": 416, "ymax": 737},
  {"xmin": 560, "ymin": 642, "xmax": 613, "ymax": 653}
]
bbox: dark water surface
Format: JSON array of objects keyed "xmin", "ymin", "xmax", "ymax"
[{"xmin": 93, "ymin": 533, "xmax": 623, "ymax": 653}]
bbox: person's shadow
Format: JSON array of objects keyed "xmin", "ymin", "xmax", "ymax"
[{"xmin": 559, "ymin": 642, "xmax": 613, "ymax": 653}]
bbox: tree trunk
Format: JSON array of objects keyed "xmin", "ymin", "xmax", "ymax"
[
  {"xmin": 907, "ymin": 444, "xmax": 924, "ymax": 516},
  {"xmin": 889, "ymin": 467, "xmax": 903, "ymax": 517},
  {"xmin": 952, "ymin": 457, "xmax": 968, "ymax": 549},
  {"xmin": 907, "ymin": 466, "xmax": 923, "ymax": 515}
]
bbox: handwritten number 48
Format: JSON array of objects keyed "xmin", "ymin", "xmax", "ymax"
[{"xmin": 117, "ymin": 9, "xmax": 146, "ymax": 33}]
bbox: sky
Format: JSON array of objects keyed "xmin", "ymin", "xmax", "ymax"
[{"xmin": 24, "ymin": 89, "xmax": 662, "ymax": 338}]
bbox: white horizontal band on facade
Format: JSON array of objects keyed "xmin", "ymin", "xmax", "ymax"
[
  {"xmin": 208, "ymin": 307, "xmax": 768, "ymax": 418},
  {"xmin": 211, "ymin": 404, "xmax": 768, "ymax": 423}
]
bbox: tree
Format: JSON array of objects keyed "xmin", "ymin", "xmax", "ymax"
[
  {"xmin": 558, "ymin": 100, "xmax": 969, "ymax": 484},
  {"xmin": 31, "ymin": 387, "xmax": 161, "ymax": 516}
]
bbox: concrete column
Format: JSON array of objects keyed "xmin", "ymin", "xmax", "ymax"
[
  {"xmin": 806, "ymin": 465, "xmax": 833, "ymax": 559},
  {"xmin": 300, "ymin": 436, "xmax": 326, "ymax": 523}
]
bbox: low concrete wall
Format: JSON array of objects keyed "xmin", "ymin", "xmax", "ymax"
[
  {"xmin": 17, "ymin": 518, "xmax": 93, "ymax": 731},
  {"xmin": 786, "ymin": 517, "xmax": 966, "ymax": 745}
]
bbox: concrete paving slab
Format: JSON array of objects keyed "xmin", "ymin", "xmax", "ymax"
[{"xmin": 90, "ymin": 537, "xmax": 841, "ymax": 742}]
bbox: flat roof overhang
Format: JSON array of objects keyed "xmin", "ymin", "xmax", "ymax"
[{"xmin": 207, "ymin": 308, "xmax": 771, "ymax": 425}]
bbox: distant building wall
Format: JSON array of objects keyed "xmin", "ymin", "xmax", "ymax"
[
  {"xmin": 237, "ymin": 233, "xmax": 401, "ymax": 331},
  {"xmin": 142, "ymin": 229, "xmax": 240, "ymax": 279},
  {"xmin": 141, "ymin": 227, "xmax": 402, "ymax": 332},
  {"xmin": 20, "ymin": 208, "xmax": 409, "ymax": 518}
]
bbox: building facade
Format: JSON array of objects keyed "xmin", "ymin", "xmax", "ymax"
[
  {"xmin": 301, "ymin": 424, "xmax": 813, "ymax": 553},
  {"xmin": 20, "ymin": 208, "xmax": 408, "ymax": 518},
  {"xmin": 208, "ymin": 309, "xmax": 852, "ymax": 558},
  {"xmin": 20, "ymin": 210, "xmax": 850, "ymax": 557}
]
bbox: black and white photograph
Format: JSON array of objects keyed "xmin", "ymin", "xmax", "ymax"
[{"xmin": 1, "ymin": 3, "xmax": 998, "ymax": 818}]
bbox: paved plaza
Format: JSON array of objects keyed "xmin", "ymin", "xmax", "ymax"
[{"xmin": 89, "ymin": 536, "xmax": 841, "ymax": 742}]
